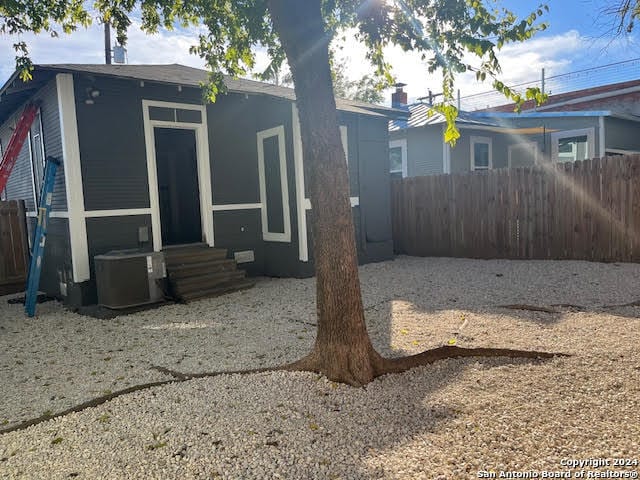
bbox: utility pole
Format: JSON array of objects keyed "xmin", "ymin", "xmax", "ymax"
[{"xmin": 104, "ymin": 22, "xmax": 111, "ymax": 64}]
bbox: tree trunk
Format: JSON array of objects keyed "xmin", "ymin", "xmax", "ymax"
[{"xmin": 268, "ymin": 0, "xmax": 382, "ymax": 386}]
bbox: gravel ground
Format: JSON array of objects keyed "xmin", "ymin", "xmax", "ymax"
[{"xmin": 1, "ymin": 256, "xmax": 639, "ymax": 479}]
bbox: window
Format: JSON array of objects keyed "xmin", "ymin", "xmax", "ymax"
[
  {"xmin": 508, "ymin": 142, "xmax": 538, "ymax": 168},
  {"xmin": 389, "ymin": 138, "xmax": 407, "ymax": 176},
  {"xmin": 470, "ymin": 136, "xmax": 492, "ymax": 171},
  {"xmin": 29, "ymin": 110, "xmax": 46, "ymax": 203},
  {"xmin": 551, "ymin": 128, "xmax": 594, "ymax": 163},
  {"xmin": 257, "ymin": 125, "xmax": 291, "ymax": 242}
]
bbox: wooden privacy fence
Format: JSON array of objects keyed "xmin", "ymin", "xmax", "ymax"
[
  {"xmin": 0, "ymin": 200, "xmax": 29, "ymax": 295},
  {"xmin": 391, "ymin": 155, "xmax": 640, "ymax": 263}
]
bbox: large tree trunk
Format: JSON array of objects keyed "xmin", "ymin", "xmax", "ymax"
[
  {"xmin": 266, "ymin": 0, "xmax": 563, "ymax": 387},
  {"xmin": 268, "ymin": 0, "xmax": 382, "ymax": 386}
]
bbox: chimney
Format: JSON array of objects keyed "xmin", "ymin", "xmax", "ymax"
[{"xmin": 391, "ymin": 83, "xmax": 407, "ymax": 108}]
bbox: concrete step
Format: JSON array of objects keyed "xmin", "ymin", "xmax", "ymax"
[
  {"xmin": 180, "ymin": 278, "xmax": 255, "ymax": 302},
  {"xmin": 173, "ymin": 270, "xmax": 246, "ymax": 295},
  {"xmin": 167, "ymin": 259, "xmax": 238, "ymax": 279}
]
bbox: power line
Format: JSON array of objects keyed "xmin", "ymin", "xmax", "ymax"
[{"xmin": 459, "ymin": 57, "xmax": 640, "ymax": 111}]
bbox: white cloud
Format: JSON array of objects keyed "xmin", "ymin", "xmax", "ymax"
[{"xmin": 0, "ymin": 20, "xmax": 206, "ymax": 82}]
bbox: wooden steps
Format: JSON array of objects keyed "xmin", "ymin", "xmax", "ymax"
[{"xmin": 163, "ymin": 244, "xmax": 253, "ymax": 302}]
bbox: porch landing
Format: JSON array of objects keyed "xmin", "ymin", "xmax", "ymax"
[{"xmin": 163, "ymin": 244, "xmax": 254, "ymax": 302}]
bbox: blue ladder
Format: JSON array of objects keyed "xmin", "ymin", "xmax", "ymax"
[{"xmin": 25, "ymin": 156, "xmax": 60, "ymax": 317}]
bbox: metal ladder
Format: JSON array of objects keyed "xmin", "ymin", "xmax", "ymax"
[
  {"xmin": 0, "ymin": 103, "xmax": 40, "ymax": 196},
  {"xmin": 25, "ymin": 156, "xmax": 60, "ymax": 317}
]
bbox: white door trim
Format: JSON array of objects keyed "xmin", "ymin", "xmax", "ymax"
[{"xmin": 142, "ymin": 99, "xmax": 213, "ymax": 251}]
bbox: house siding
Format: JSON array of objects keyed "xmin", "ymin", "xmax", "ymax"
[
  {"xmin": 25, "ymin": 217, "xmax": 73, "ymax": 298},
  {"xmin": 356, "ymin": 115, "xmax": 393, "ymax": 263},
  {"xmin": 604, "ymin": 117, "xmax": 640, "ymax": 152},
  {"xmin": 74, "ymin": 76, "xmax": 204, "ymax": 211},
  {"xmin": 1, "ymin": 79, "xmax": 66, "ymax": 212},
  {"xmin": 408, "ymin": 127, "xmax": 444, "ymax": 176}
]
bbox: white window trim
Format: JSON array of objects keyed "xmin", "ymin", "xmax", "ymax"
[
  {"xmin": 508, "ymin": 142, "xmax": 539, "ymax": 168},
  {"xmin": 389, "ymin": 138, "xmax": 408, "ymax": 177},
  {"xmin": 550, "ymin": 127, "xmax": 595, "ymax": 163},
  {"xmin": 142, "ymin": 99, "xmax": 214, "ymax": 252},
  {"xmin": 28, "ymin": 108, "xmax": 46, "ymax": 206},
  {"xmin": 257, "ymin": 125, "xmax": 291, "ymax": 243},
  {"xmin": 470, "ymin": 136, "xmax": 493, "ymax": 171}
]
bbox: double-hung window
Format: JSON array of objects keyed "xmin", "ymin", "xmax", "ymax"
[{"xmin": 470, "ymin": 136, "xmax": 492, "ymax": 171}]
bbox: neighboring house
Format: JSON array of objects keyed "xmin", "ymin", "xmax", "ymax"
[
  {"xmin": 486, "ymin": 78, "xmax": 640, "ymax": 116},
  {"xmin": 388, "ymin": 85, "xmax": 640, "ymax": 177},
  {"xmin": 0, "ymin": 63, "xmax": 400, "ymax": 306}
]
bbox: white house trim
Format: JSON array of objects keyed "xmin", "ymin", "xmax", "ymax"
[
  {"xmin": 389, "ymin": 138, "xmax": 408, "ymax": 177},
  {"xmin": 292, "ymin": 104, "xmax": 308, "ymax": 261},
  {"xmin": 142, "ymin": 99, "xmax": 214, "ymax": 251},
  {"xmin": 470, "ymin": 136, "xmax": 493, "ymax": 171},
  {"xmin": 257, "ymin": 125, "xmax": 291, "ymax": 243},
  {"xmin": 599, "ymin": 116, "xmax": 606, "ymax": 159},
  {"xmin": 550, "ymin": 127, "xmax": 595, "ymax": 162},
  {"xmin": 212, "ymin": 203, "xmax": 262, "ymax": 211},
  {"xmin": 27, "ymin": 211, "xmax": 69, "ymax": 218},
  {"xmin": 84, "ymin": 208, "xmax": 152, "ymax": 218},
  {"xmin": 57, "ymin": 73, "xmax": 90, "ymax": 283},
  {"xmin": 340, "ymin": 125, "xmax": 348, "ymax": 165}
]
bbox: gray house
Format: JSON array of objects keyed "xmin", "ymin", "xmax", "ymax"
[
  {"xmin": 389, "ymin": 96, "xmax": 640, "ymax": 177},
  {"xmin": 0, "ymin": 64, "xmax": 398, "ymax": 306}
]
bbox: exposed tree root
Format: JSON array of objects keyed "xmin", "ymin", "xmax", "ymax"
[
  {"xmin": 498, "ymin": 304, "xmax": 560, "ymax": 313},
  {"xmin": 376, "ymin": 346, "xmax": 567, "ymax": 376},
  {"xmin": 1, "ymin": 347, "xmax": 567, "ymax": 435}
]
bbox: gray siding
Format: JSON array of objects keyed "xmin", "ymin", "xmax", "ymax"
[
  {"xmin": 408, "ymin": 126, "xmax": 444, "ymax": 176},
  {"xmin": 1, "ymin": 79, "xmax": 66, "ymax": 211},
  {"xmin": 83, "ymin": 215, "xmax": 154, "ymax": 303},
  {"xmin": 211, "ymin": 210, "xmax": 264, "ymax": 276},
  {"xmin": 356, "ymin": 116, "xmax": 393, "ymax": 263},
  {"xmin": 74, "ymin": 75, "xmax": 202, "ymax": 211},
  {"xmin": 605, "ymin": 117, "xmax": 640, "ymax": 152},
  {"xmin": 208, "ymin": 95, "xmax": 260, "ymax": 205},
  {"xmin": 25, "ymin": 217, "xmax": 72, "ymax": 298}
]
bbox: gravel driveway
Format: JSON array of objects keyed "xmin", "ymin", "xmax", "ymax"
[{"xmin": 1, "ymin": 256, "xmax": 639, "ymax": 479}]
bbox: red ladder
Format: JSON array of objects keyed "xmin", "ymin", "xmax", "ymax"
[{"xmin": 0, "ymin": 102, "xmax": 41, "ymax": 196}]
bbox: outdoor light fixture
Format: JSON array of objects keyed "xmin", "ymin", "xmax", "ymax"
[{"xmin": 84, "ymin": 87, "xmax": 100, "ymax": 105}]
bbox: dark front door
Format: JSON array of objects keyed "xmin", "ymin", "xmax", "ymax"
[{"xmin": 154, "ymin": 127, "xmax": 202, "ymax": 246}]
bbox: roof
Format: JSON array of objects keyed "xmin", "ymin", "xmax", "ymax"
[
  {"xmin": 0, "ymin": 63, "xmax": 403, "ymax": 122},
  {"xmin": 388, "ymin": 102, "xmax": 501, "ymax": 132},
  {"xmin": 471, "ymin": 110, "xmax": 640, "ymax": 122},
  {"xmin": 480, "ymin": 78, "xmax": 640, "ymax": 113}
]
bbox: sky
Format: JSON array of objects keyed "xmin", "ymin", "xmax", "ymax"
[{"xmin": 1, "ymin": 0, "xmax": 639, "ymax": 106}]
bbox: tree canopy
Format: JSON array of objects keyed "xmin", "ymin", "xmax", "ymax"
[
  {"xmin": 4, "ymin": 1, "xmax": 548, "ymax": 117},
  {"xmin": 1, "ymin": 0, "xmax": 556, "ymax": 386}
]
